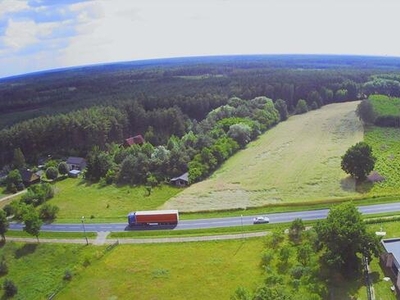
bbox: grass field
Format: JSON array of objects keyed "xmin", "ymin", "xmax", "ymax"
[
  {"xmin": 163, "ymin": 101, "xmax": 363, "ymax": 212},
  {"xmin": 42, "ymin": 180, "xmax": 182, "ymax": 222},
  {"xmin": 369, "ymin": 94, "xmax": 400, "ymax": 116},
  {"xmin": 55, "ymin": 220, "xmax": 400, "ymax": 300},
  {"xmin": 0, "ymin": 242, "xmax": 106, "ymax": 300},
  {"xmin": 56, "ymin": 239, "xmax": 264, "ymax": 300}
]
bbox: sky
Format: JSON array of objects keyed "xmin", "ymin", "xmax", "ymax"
[{"xmin": 0, "ymin": 0, "xmax": 399, "ymax": 78}]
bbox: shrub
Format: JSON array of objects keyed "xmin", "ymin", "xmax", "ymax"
[
  {"xmin": 3, "ymin": 279, "xmax": 17, "ymax": 297},
  {"xmin": 0, "ymin": 256, "xmax": 8, "ymax": 276},
  {"xmin": 63, "ymin": 270, "xmax": 73, "ymax": 281}
]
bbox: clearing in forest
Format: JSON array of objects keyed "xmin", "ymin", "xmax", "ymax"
[{"xmin": 163, "ymin": 101, "xmax": 363, "ymax": 212}]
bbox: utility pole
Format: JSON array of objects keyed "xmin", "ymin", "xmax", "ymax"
[{"xmin": 81, "ymin": 216, "xmax": 88, "ymax": 245}]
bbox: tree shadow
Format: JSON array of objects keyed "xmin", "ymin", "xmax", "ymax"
[
  {"xmin": 355, "ymin": 181, "xmax": 373, "ymax": 194},
  {"xmin": 340, "ymin": 176, "xmax": 356, "ymax": 192},
  {"xmin": 15, "ymin": 244, "xmax": 38, "ymax": 259}
]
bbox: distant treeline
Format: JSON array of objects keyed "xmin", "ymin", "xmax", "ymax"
[{"xmin": 1, "ymin": 55, "xmax": 400, "ymax": 170}]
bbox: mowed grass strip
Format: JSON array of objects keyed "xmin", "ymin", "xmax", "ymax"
[
  {"xmin": 163, "ymin": 101, "xmax": 363, "ymax": 212},
  {"xmin": 45, "ymin": 180, "xmax": 182, "ymax": 222},
  {"xmin": 56, "ymin": 238, "xmax": 264, "ymax": 300}
]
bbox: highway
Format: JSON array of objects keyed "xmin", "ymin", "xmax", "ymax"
[{"xmin": 9, "ymin": 202, "xmax": 400, "ymax": 233}]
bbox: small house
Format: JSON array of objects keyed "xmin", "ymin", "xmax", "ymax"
[
  {"xmin": 123, "ymin": 135, "xmax": 145, "ymax": 147},
  {"xmin": 20, "ymin": 169, "xmax": 40, "ymax": 186},
  {"xmin": 380, "ymin": 238, "xmax": 400, "ymax": 294},
  {"xmin": 170, "ymin": 172, "xmax": 189, "ymax": 187},
  {"xmin": 66, "ymin": 157, "xmax": 86, "ymax": 171}
]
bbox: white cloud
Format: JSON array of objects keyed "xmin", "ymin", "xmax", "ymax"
[{"xmin": 0, "ymin": 0, "xmax": 29, "ymax": 19}]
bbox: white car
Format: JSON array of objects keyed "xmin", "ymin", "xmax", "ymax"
[{"xmin": 253, "ymin": 216, "xmax": 270, "ymax": 224}]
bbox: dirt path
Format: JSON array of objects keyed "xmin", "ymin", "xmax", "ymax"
[{"xmin": 0, "ymin": 190, "xmax": 27, "ymax": 203}]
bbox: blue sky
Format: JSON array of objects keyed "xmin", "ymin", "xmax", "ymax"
[{"xmin": 1, "ymin": 0, "xmax": 399, "ymax": 78}]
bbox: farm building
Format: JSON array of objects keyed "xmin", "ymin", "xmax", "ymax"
[
  {"xmin": 170, "ymin": 172, "xmax": 189, "ymax": 187},
  {"xmin": 66, "ymin": 157, "xmax": 86, "ymax": 171},
  {"xmin": 20, "ymin": 169, "xmax": 40, "ymax": 186},
  {"xmin": 380, "ymin": 238, "xmax": 400, "ymax": 294},
  {"xmin": 123, "ymin": 135, "xmax": 145, "ymax": 147}
]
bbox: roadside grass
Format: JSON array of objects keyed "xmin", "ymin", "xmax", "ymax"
[
  {"xmin": 5, "ymin": 230, "xmax": 96, "ymax": 239},
  {"xmin": 56, "ymin": 239, "xmax": 265, "ymax": 300},
  {"xmin": 162, "ymin": 101, "xmax": 363, "ymax": 212},
  {"xmin": 0, "ymin": 242, "xmax": 106, "ymax": 300}
]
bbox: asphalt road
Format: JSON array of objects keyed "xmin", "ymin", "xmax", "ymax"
[{"xmin": 9, "ymin": 202, "xmax": 400, "ymax": 233}]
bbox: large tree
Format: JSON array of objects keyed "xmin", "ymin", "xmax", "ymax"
[
  {"xmin": 341, "ymin": 142, "xmax": 376, "ymax": 181},
  {"xmin": 315, "ymin": 202, "xmax": 380, "ymax": 277},
  {"xmin": 23, "ymin": 208, "xmax": 43, "ymax": 242}
]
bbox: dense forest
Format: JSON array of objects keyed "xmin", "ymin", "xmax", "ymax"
[{"xmin": 2, "ymin": 55, "xmax": 400, "ymax": 183}]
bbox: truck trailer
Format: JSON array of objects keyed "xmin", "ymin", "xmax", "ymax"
[{"xmin": 127, "ymin": 210, "xmax": 179, "ymax": 226}]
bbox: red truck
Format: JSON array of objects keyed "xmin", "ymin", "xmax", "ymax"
[{"xmin": 127, "ymin": 210, "xmax": 179, "ymax": 226}]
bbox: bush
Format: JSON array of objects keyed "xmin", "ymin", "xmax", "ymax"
[
  {"xmin": 3, "ymin": 279, "xmax": 17, "ymax": 297},
  {"xmin": 2, "ymin": 206, "xmax": 14, "ymax": 217},
  {"xmin": 63, "ymin": 269, "xmax": 73, "ymax": 281},
  {"xmin": 45, "ymin": 167, "xmax": 58, "ymax": 180},
  {"xmin": 0, "ymin": 256, "xmax": 8, "ymax": 276}
]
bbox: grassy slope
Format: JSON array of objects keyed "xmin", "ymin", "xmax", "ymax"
[
  {"xmin": 163, "ymin": 101, "xmax": 363, "ymax": 212},
  {"xmin": 56, "ymin": 239, "xmax": 264, "ymax": 300}
]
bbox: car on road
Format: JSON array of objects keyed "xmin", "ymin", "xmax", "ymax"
[{"xmin": 253, "ymin": 216, "xmax": 270, "ymax": 224}]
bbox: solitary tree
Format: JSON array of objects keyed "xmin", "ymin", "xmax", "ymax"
[
  {"xmin": 315, "ymin": 202, "xmax": 380, "ymax": 277},
  {"xmin": 23, "ymin": 208, "xmax": 43, "ymax": 242},
  {"xmin": 341, "ymin": 142, "xmax": 376, "ymax": 181},
  {"xmin": 0, "ymin": 210, "xmax": 9, "ymax": 242}
]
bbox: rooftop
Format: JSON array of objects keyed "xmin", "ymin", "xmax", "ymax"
[{"xmin": 382, "ymin": 238, "xmax": 400, "ymax": 266}]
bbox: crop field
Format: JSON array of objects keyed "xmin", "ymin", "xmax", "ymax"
[
  {"xmin": 369, "ymin": 94, "xmax": 400, "ymax": 116},
  {"xmin": 56, "ymin": 239, "xmax": 264, "ymax": 300},
  {"xmin": 163, "ymin": 101, "xmax": 363, "ymax": 212},
  {"xmin": 364, "ymin": 126, "xmax": 400, "ymax": 195}
]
